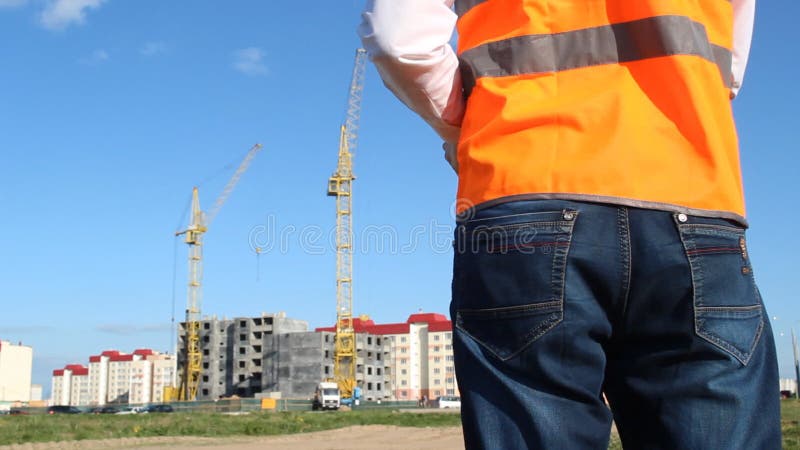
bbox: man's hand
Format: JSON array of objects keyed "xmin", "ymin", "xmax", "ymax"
[{"xmin": 443, "ymin": 141, "xmax": 458, "ymax": 174}]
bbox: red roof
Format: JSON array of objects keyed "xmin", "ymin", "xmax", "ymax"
[
  {"xmin": 407, "ymin": 313, "xmax": 449, "ymax": 324},
  {"xmin": 65, "ymin": 364, "xmax": 86, "ymax": 371},
  {"xmin": 53, "ymin": 369, "xmax": 64, "ymax": 376},
  {"xmin": 315, "ymin": 312, "xmax": 450, "ymax": 336},
  {"xmin": 110, "ymin": 354, "xmax": 134, "ymax": 362},
  {"xmin": 89, "ymin": 356, "xmax": 102, "ymax": 363},
  {"xmin": 368, "ymin": 323, "xmax": 410, "ymax": 335},
  {"xmin": 428, "ymin": 321, "xmax": 453, "ymax": 332},
  {"xmin": 71, "ymin": 367, "xmax": 89, "ymax": 376},
  {"xmin": 133, "ymin": 349, "xmax": 154, "ymax": 356},
  {"xmin": 101, "ymin": 350, "xmax": 121, "ymax": 357},
  {"xmin": 315, "ymin": 316, "xmax": 375, "ymax": 333}
]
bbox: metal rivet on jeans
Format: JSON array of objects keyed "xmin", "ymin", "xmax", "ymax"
[
  {"xmin": 563, "ymin": 212, "xmax": 575, "ymax": 221},
  {"xmin": 677, "ymin": 213, "xmax": 688, "ymax": 223}
]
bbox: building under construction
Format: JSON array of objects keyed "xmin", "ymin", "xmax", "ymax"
[
  {"xmin": 177, "ymin": 312, "xmax": 307, "ymax": 400},
  {"xmin": 178, "ymin": 312, "xmax": 459, "ymax": 402}
]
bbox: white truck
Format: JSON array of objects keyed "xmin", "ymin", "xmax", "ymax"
[{"xmin": 312, "ymin": 381, "xmax": 341, "ymax": 411}]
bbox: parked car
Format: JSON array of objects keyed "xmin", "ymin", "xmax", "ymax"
[
  {"xmin": 436, "ymin": 396, "xmax": 461, "ymax": 409},
  {"xmin": 47, "ymin": 405, "xmax": 81, "ymax": 415},
  {"xmin": 90, "ymin": 406, "xmax": 119, "ymax": 414},
  {"xmin": 141, "ymin": 404, "xmax": 174, "ymax": 414},
  {"xmin": 115, "ymin": 406, "xmax": 141, "ymax": 415}
]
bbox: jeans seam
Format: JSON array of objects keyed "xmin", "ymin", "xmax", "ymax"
[
  {"xmin": 617, "ymin": 207, "xmax": 632, "ymax": 321},
  {"xmin": 465, "ymin": 210, "xmax": 563, "ymax": 224}
]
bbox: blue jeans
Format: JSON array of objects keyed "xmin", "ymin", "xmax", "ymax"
[{"xmin": 450, "ymin": 200, "xmax": 780, "ymax": 449}]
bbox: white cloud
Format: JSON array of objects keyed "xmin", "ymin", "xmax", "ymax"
[
  {"xmin": 233, "ymin": 47, "xmax": 269, "ymax": 76},
  {"xmin": 78, "ymin": 48, "xmax": 109, "ymax": 65},
  {"xmin": 40, "ymin": 0, "xmax": 106, "ymax": 30},
  {"xmin": 140, "ymin": 41, "xmax": 167, "ymax": 57},
  {"xmin": 0, "ymin": 0, "xmax": 29, "ymax": 8}
]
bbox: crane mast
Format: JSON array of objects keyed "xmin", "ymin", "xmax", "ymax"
[
  {"xmin": 327, "ymin": 49, "xmax": 366, "ymax": 400},
  {"xmin": 176, "ymin": 143, "xmax": 263, "ymax": 401}
]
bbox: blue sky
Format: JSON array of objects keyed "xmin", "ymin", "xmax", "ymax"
[{"xmin": 0, "ymin": 1, "xmax": 797, "ymax": 395}]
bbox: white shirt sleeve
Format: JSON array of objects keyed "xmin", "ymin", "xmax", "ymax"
[
  {"xmin": 358, "ymin": 0, "xmax": 464, "ymax": 145},
  {"xmin": 732, "ymin": 0, "xmax": 756, "ymax": 97}
]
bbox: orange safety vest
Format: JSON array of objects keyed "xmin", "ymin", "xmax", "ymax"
[{"xmin": 454, "ymin": 0, "xmax": 746, "ymax": 224}]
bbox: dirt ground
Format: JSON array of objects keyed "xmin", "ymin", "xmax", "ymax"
[{"xmin": 0, "ymin": 425, "xmax": 465, "ymax": 450}]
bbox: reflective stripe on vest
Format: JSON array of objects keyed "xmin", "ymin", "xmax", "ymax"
[
  {"xmin": 453, "ymin": 1, "xmax": 745, "ymax": 222},
  {"xmin": 459, "ymin": 15, "xmax": 733, "ymax": 98}
]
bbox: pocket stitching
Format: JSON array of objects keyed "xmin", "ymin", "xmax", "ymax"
[
  {"xmin": 678, "ymin": 222, "xmax": 763, "ymax": 366},
  {"xmin": 695, "ymin": 307, "xmax": 764, "ymax": 365},
  {"xmin": 456, "ymin": 310, "xmax": 564, "ymax": 362},
  {"xmin": 454, "ymin": 211, "xmax": 576, "ymax": 361}
]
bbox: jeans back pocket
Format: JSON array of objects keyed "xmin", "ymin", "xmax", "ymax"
[
  {"xmin": 453, "ymin": 210, "xmax": 577, "ymax": 361},
  {"xmin": 676, "ymin": 217, "xmax": 764, "ymax": 365}
]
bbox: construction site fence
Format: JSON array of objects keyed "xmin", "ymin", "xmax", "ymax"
[{"xmin": 9, "ymin": 399, "xmax": 423, "ymax": 415}]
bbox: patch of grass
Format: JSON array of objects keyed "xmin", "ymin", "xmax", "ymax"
[
  {"xmin": 783, "ymin": 400, "xmax": 800, "ymax": 450},
  {"xmin": 0, "ymin": 410, "xmax": 463, "ymax": 446},
  {"xmin": 2, "ymin": 403, "xmax": 798, "ymax": 448}
]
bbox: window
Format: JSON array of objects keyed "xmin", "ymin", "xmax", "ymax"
[
  {"xmin": 368, "ymin": 337, "xmax": 372, "ymax": 345},
  {"xmin": 367, "ymin": 382, "xmax": 373, "ymax": 390},
  {"xmin": 401, "ymin": 336, "xmax": 407, "ymax": 343},
  {"xmin": 434, "ymin": 368, "xmax": 441, "ymax": 374},
  {"xmin": 400, "ymin": 358, "xmax": 407, "ymax": 365},
  {"xmin": 324, "ymin": 366, "xmax": 330, "ymax": 375},
  {"xmin": 434, "ymin": 379, "xmax": 441, "ymax": 385},
  {"xmin": 377, "ymin": 353, "xmax": 381, "ymax": 361},
  {"xmin": 239, "ymin": 374, "xmax": 246, "ymax": 382},
  {"xmin": 203, "ymin": 349, "xmax": 209, "ymax": 356},
  {"xmin": 434, "ymin": 346, "xmax": 440, "ymax": 352},
  {"xmin": 445, "ymin": 344, "xmax": 452, "ymax": 350},
  {"xmin": 434, "ymin": 357, "xmax": 441, "ymax": 363},
  {"xmin": 202, "ymin": 389, "xmax": 209, "ymax": 396},
  {"xmin": 204, "ymin": 323, "xmax": 210, "ymax": 330},
  {"xmin": 401, "ymin": 369, "xmax": 407, "ymax": 375},
  {"xmin": 254, "ymin": 345, "xmax": 262, "ymax": 353},
  {"xmin": 401, "ymin": 348, "xmax": 407, "ymax": 354},
  {"xmin": 367, "ymin": 367, "xmax": 372, "ymax": 375},
  {"xmin": 434, "ymin": 335, "xmax": 441, "ymax": 341},
  {"xmin": 377, "ymin": 338, "xmax": 382, "ymax": 346},
  {"xmin": 446, "ymin": 332, "xmax": 452, "ymax": 339},
  {"xmin": 240, "ymin": 334, "xmax": 246, "ymax": 341},
  {"xmin": 446, "ymin": 355, "xmax": 454, "ymax": 361},
  {"xmin": 239, "ymin": 361, "xmax": 246, "ymax": 369},
  {"xmin": 239, "ymin": 347, "xmax": 246, "ymax": 355},
  {"xmin": 202, "ymin": 375, "xmax": 209, "ymax": 382},
  {"xmin": 203, "ymin": 336, "xmax": 210, "ymax": 343},
  {"xmin": 377, "ymin": 383, "xmax": 382, "ymax": 391},
  {"xmin": 377, "ymin": 368, "xmax": 382, "ymax": 375},
  {"xmin": 401, "ymin": 380, "xmax": 407, "ymax": 386},
  {"xmin": 446, "ymin": 366, "xmax": 455, "ymax": 373},
  {"xmin": 240, "ymin": 320, "xmax": 247, "ymax": 327}
]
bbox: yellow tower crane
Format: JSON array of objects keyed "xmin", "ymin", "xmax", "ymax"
[
  {"xmin": 327, "ymin": 48, "xmax": 367, "ymax": 402},
  {"xmin": 174, "ymin": 143, "xmax": 263, "ymax": 401}
]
